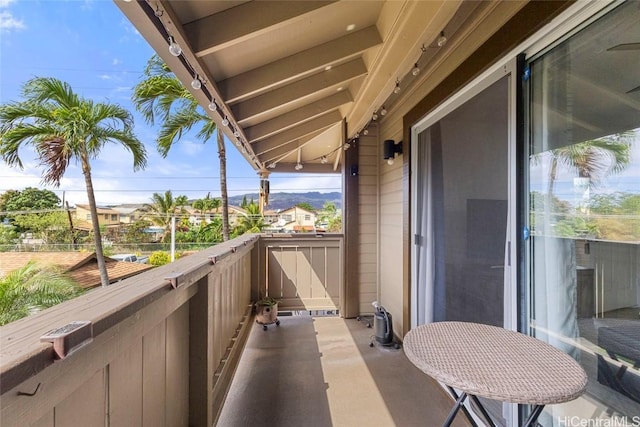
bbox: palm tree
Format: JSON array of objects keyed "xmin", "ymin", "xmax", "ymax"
[
  {"xmin": 234, "ymin": 202, "xmax": 266, "ymax": 235},
  {"xmin": 0, "ymin": 261, "xmax": 83, "ymax": 326},
  {"xmin": 0, "ymin": 77, "xmax": 147, "ymax": 287},
  {"xmin": 193, "ymin": 192, "xmax": 221, "ymax": 222},
  {"xmin": 143, "ymin": 190, "xmax": 187, "ymax": 242},
  {"xmin": 132, "ymin": 55, "xmax": 231, "ymax": 241},
  {"xmin": 538, "ymin": 134, "xmax": 633, "ymax": 197},
  {"xmin": 530, "ymin": 133, "xmax": 632, "ymax": 237}
]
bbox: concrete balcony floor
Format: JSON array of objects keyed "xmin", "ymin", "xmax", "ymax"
[{"xmin": 218, "ymin": 314, "xmax": 469, "ymax": 427}]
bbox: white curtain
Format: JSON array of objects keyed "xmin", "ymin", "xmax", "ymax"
[
  {"xmin": 532, "ymin": 236, "xmax": 579, "ymax": 357},
  {"xmin": 414, "ymin": 129, "xmax": 435, "ymax": 325}
]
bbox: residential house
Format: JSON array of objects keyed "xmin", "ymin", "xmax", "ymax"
[
  {"xmin": 73, "ymin": 204, "xmax": 121, "ymax": 231},
  {"xmin": 0, "ymin": 252, "xmax": 153, "ymax": 289},
  {"xmin": 276, "ymin": 206, "xmax": 317, "ymax": 232},
  {"xmin": 2, "ymin": 2, "xmax": 638, "ymax": 425},
  {"xmin": 110, "ymin": 204, "xmax": 145, "ymax": 224},
  {"xmin": 187, "ymin": 205, "xmax": 248, "ymax": 228}
]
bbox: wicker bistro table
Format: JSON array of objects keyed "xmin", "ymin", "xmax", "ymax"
[{"xmin": 404, "ymin": 322, "xmax": 588, "ymax": 427}]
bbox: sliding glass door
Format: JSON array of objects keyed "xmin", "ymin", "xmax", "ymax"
[
  {"xmin": 411, "ymin": 69, "xmax": 516, "ymax": 424},
  {"xmin": 525, "ymin": 2, "xmax": 640, "ymax": 423}
]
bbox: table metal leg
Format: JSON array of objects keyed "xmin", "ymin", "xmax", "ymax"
[
  {"xmin": 469, "ymin": 395, "xmax": 497, "ymax": 427},
  {"xmin": 443, "ymin": 391, "xmax": 468, "ymax": 427},
  {"xmin": 447, "ymin": 387, "xmax": 478, "ymax": 427},
  {"xmin": 522, "ymin": 405, "xmax": 545, "ymax": 427}
]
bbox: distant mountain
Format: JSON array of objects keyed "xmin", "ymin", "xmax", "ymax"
[{"xmin": 229, "ymin": 192, "xmax": 342, "ymax": 211}]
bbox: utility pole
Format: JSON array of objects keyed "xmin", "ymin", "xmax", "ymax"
[{"xmin": 65, "ymin": 201, "xmax": 75, "ymax": 250}]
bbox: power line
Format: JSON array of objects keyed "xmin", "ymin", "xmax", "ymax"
[
  {"xmin": 0, "ymin": 188, "xmax": 342, "ymax": 193},
  {"xmin": 0, "ymin": 174, "xmax": 340, "ymax": 180}
]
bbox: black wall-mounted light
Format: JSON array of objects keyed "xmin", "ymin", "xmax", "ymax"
[{"xmin": 383, "ymin": 140, "xmax": 402, "ymax": 165}]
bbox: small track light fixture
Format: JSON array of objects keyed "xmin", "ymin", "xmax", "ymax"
[
  {"xmin": 191, "ymin": 75, "xmax": 202, "ymax": 90},
  {"xmin": 372, "ymin": 112, "xmax": 378, "ymax": 121},
  {"xmin": 168, "ymin": 36, "xmax": 182, "ymax": 57},
  {"xmin": 393, "ymin": 79, "xmax": 401, "ymax": 94},
  {"xmin": 412, "ymin": 45, "xmax": 428, "ymax": 77},
  {"xmin": 320, "ymin": 155, "xmax": 328, "ymax": 164},
  {"xmin": 344, "ymin": 142, "xmax": 351, "ymax": 150},
  {"xmin": 437, "ymin": 31, "xmax": 447, "ymax": 47},
  {"xmin": 294, "ymin": 163, "xmax": 303, "ymax": 171},
  {"xmin": 221, "ymin": 117, "xmax": 229, "ymax": 126},
  {"xmin": 363, "ymin": 128, "xmax": 369, "ymax": 136},
  {"xmin": 380, "ymin": 106, "xmax": 387, "ymax": 116},
  {"xmin": 208, "ymin": 100, "xmax": 217, "ymax": 111}
]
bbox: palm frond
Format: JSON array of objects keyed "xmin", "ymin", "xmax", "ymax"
[
  {"xmin": 156, "ymin": 109, "xmax": 201, "ymax": 156},
  {"xmin": 196, "ymin": 117, "xmax": 217, "ymax": 141},
  {"xmin": 22, "ymin": 77, "xmax": 80, "ymax": 110},
  {"xmin": 36, "ymin": 136, "xmax": 73, "ymax": 186},
  {"xmin": 0, "ymin": 261, "xmax": 82, "ymax": 326}
]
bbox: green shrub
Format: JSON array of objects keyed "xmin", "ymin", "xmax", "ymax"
[{"xmin": 149, "ymin": 251, "xmax": 171, "ymax": 266}]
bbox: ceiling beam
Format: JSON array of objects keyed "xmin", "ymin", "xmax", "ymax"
[
  {"xmin": 219, "ymin": 26, "xmax": 382, "ymax": 103},
  {"xmin": 253, "ymin": 111, "xmax": 342, "ymax": 156},
  {"xmin": 245, "ymin": 91, "xmax": 352, "ymax": 143},
  {"xmin": 259, "ymin": 129, "xmax": 327, "ymax": 164},
  {"xmin": 184, "ymin": 1, "xmax": 335, "ymax": 57},
  {"xmin": 232, "ymin": 58, "xmax": 367, "ymax": 123}
]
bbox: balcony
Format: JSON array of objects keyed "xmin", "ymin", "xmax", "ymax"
[{"xmin": 0, "ymin": 234, "xmax": 465, "ymax": 426}]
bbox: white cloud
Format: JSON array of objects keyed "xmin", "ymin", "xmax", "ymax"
[
  {"xmin": 180, "ymin": 141, "xmax": 205, "ymax": 157},
  {"xmin": 112, "ymin": 58, "xmax": 121, "ymax": 66},
  {"xmin": 98, "ymin": 74, "xmax": 113, "ymax": 80},
  {"xmin": 0, "ymin": 10, "xmax": 25, "ymax": 32},
  {"xmin": 0, "ymin": 0, "xmax": 15, "ymax": 7}
]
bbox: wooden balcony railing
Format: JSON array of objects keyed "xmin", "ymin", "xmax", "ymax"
[
  {"xmin": 0, "ymin": 233, "xmax": 344, "ymax": 427},
  {"xmin": 0, "ymin": 235, "xmax": 259, "ymax": 426}
]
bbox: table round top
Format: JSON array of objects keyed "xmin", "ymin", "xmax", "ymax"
[{"xmin": 403, "ymin": 322, "xmax": 588, "ymax": 405}]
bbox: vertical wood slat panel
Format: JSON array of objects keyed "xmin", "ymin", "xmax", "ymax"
[
  {"xmin": 310, "ymin": 247, "xmax": 327, "ymax": 299},
  {"xmin": 109, "ymin": 340, "xmax": 143, "ymax": 426},
  {"xmin": 282, "ymin": 248, "xmax": 298, "ymax": 299},
  {"xmin": 296, "ymin": 248, "xmax": 312, "ymax": 299},
  {"xmin": 212, "ymin": 271, "xmax": 222, "ymax": 371},
  {"xmin": 188, "ymin": 276, "xmax": 211, "ymax": 427},
  {"xmin": 263, "ymin": 237, "xmax": 342, "ymax": 310},
  {"xmin": 268, "ymin": 248, "xmax": 282, "ymax": 298},
  {"xmin": 142, "ymin": 322, "xmax": 166, "ymax": 427},
  {"xmin": 54, "ymin": 369, "xmax": 105, "ymax": 426},
  {"xmin": 31, "ymin": 410, "xmax": 53, "ymax": 427},
  {"xmin": 327, "ymin": 245, "xmax": 341, "ymax": 300},
  {"xmin": 165, "ymin": 304, "xmax": 189, "ymax": 427}
]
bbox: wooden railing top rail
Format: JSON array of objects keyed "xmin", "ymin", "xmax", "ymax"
[
  {"xmin": 260, "ymin": 233, "xmax": 344, "ymax": 241},
  {"xmin": 0, "ymin": 234, "xmax": 259, "ymax": 395}
]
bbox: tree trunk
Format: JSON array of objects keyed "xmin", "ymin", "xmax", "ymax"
[
  {"xmin": 81, "ymin": 153, "xmax": 109, "ymax": 287},
  {"xmin": 218, "ymin": 129, "xmax": 230, "ymax": 241}
]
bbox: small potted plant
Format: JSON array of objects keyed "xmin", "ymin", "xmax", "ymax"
[{"xmin": 255, "ymin": 296, "xmax": 280, "ymax": 330}]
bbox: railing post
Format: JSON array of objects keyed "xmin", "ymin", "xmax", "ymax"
[{"xmin": 189, "ymin": 274, "xmax": 213, "ymax": 427}]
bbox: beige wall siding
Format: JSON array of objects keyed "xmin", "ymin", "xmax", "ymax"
[
  {"xmin": 357, "ymin": 132, "xmax": 380, "ymax": 314},
  {"xmin": 378, "ymin": 137, "xmax": 405, "ymax": 336},
  {"xmin": 373, "ymin": 1, "xmax": 530, "ymax": 337}
]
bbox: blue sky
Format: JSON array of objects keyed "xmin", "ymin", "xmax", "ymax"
[{"xmin": 0, "ymin": 0, "xmax": 341, "ymax": 206}]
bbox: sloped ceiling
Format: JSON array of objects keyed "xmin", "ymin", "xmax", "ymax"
[{"xmin": 116, "ymin": 0, "xmax": 483, "ymax": 174}]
